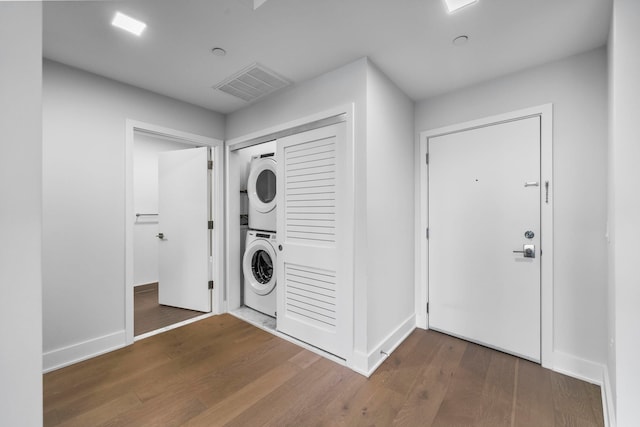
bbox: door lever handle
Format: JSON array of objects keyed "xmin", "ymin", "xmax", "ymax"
[
  {"xmin": 156, "ymin": 233, "xmax": 164, "ymax": 239},
  {"xmin": 513, "ymin": 244, "xmax": 535, "ymax": 258}
]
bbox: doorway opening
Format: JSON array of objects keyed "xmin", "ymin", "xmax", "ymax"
[
  {"xmin": 125, "ymin": 120, "xmax": 224, "ymax": 344},
  {"xmin": 134, "ymin": 282, "xmax": 201, "ymax": 336},
  {"xmin": 132, "ymin": 131, "xmax": 205, "ymax": 337}
]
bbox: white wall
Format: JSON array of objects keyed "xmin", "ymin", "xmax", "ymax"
[
  {"xmin": 42, "ymin": 60, "xmax": 224, "ymax": 370},
  {"xmin": 365, "ymin": 62, "xmax": 415, "ymax": 355},
  {"xmin": 0, "ymin": 3, "xmax": 43, "ymax": 425},
  {"xmin": 133, "ymin": 133, "xmax": 191, "ymax": 286},
  {"xmin": 415, "ymin": 48, "xmax": 609, "ymax": 369},
  {"xmin": 609, "ymin": 1, "xmax": 640, "ymax": 424}
]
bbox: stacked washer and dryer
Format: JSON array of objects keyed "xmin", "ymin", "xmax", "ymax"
[{"xmin": 242, "ymin": 153, "xmax": 278, "ymax": 317}]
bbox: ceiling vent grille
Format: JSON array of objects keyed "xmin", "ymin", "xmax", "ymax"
[{"xmin": 214, "ymin": 63, "xmax": 291, "ymax": 102}]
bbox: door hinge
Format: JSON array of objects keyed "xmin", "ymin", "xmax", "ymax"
[
  {"xmin": 208, "ymin": 160, "xmax": 213, "ymax": 170},
  {"xmin": 426, "ymin": 228, "xmax": 429, "ymax": 239},
  {"xmin": 427, "ymin": 302, "xmax": 429, "ymax": 314},
  {"xmin": 425, "ymin": 153, "xmax": 429, "ymax": 164},
  {"xmin": 208, "ymin": 280, "xmax": 214, "ymax": 290},
  {"xmin": 208, "ymin": 220, "xmax": 214, "ymax": 230}
]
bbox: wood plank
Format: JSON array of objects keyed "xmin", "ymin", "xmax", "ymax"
[
  {"xmin": 430, "ymin": 342, "xmax": 493, "ymax": 426},
  {"xmin": 42, "ymin": 315, "xmax": 604, "ymax": 427},
  {"xmin": 585, "ymin": 382, "xmax": 605, "ymax": 426},
  {"xmin": 190, "ymin": 337, "xmax": 302, "ymax": 408},
  {"xmin": 371, "ymin": 328, "xmax": 444, "ymax": 397},
  {"xmin": 222, "ymin": 357, "xmax": 353, "ymax": 426},
  {"xmin": 49, "ymin": 362, "xmax": 184, "ymax": 424},
  {"xmin": 392, "ymin": 332, "xmax": 467, "ymax": 426},
  {"xmin": 551, "ymin": 373, "xmax": 603, "ymax": 426},
  {"xmin": 476, "ymin": 351, "xmax": 518, "ymax": 427},
  {"xmin": 323, "ymin": 377, "xmax": 406, "ymax": 426},
  {"xmin": 56, "ymin": 392, "xmax": 141, "ymax": 427},
  {"xmin": 183, "ymin": 360, "xmax": 303, "ymax": 427},
  {"xmin": 513, "ymin": 359, "xmax": 555, "ymax": 427}
]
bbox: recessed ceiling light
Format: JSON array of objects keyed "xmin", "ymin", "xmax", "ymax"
[
  {"xmin": 453, "ymin": 35, "xmax": 469, "ymax": 46},
  {"xmin": 111, "ymin": 11, "xmax": 147, "ymax": 36},
  {"xmin": 211, "ymin": 47, "xmax": 227, "ymax": 57},
  {"xmin": 444, "ymin": 0, "xmax": 478, "ymax": 13}
]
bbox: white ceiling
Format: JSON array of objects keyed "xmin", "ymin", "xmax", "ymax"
[{"xmin": 43, "ymin": 0, "xmax": 612, "ymax": 114}]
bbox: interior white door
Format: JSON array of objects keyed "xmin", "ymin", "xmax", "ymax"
[
  {"xmin": 158, "ymin": 147, "xmax": 211, "ymax": 313},
  {"xmin": 276, "ymin": 122, "xmax": 350, "ymax": 359},
  {"xmin": 428, "ymin": 116, "xmax": 541, "ymax": 361}
]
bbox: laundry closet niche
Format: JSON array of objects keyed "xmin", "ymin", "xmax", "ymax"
[
  {"xmin": 227, "ymin": 109, "xmax": 355, "ymax": 363},
  {"xmin": 234, "ymin": 141, "xmax": 278, "ymax": 326},
  {"xmin": 225, "ymin": 58, "xmax": 415, "ymax": 376}
]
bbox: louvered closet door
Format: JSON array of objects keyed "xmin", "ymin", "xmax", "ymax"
[{"xmin": 276, "ymin": 122, "xmax": 350, "ymax": 359}]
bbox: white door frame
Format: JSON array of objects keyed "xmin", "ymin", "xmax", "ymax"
[
  {"xmin": 125, "ymin": 120, "xmax": 224, "ymax": 345},
  {"xmin": 416, "ymin": 104, "xmax": 553, "ymax": 368}
]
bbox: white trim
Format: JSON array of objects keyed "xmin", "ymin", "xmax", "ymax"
[
  {"xmin": 43, "ymin": 330, "xmax": 126, "ymax": 373},
  {"xmin": 352, "ymin": 314, "xmax": 416, "ymax": 377},
  {"xmin": 415, "ymin": 127, "xmax": 428, "ymax": 330},
  {"xmin": 602, "ymin": 364, "xmax": 616, "ymax": 427},
  {"xmin": 552, "ymin": 350, "xmax": 603, "ymax": 385},
  {"xmin": 134, "ymin": 312, "xmax": 217, "ymax": 341},
  {"xmin": 125, "ymin": 120, "xmax": 224, "ymax": 345},
  {"xmin": 224, "ymin": 104, "xmax": 356, "ymax": 365},
  {"xmin": 551, "ymin": 352, "xmax": 614, "ymax": 427},
  {"xmin": 226, "ymin": 105, "xmax": 351, "ymax": 149},
  {"xmin": 417, "ymin": 104, "xmax": 554, "ymax": 367}
]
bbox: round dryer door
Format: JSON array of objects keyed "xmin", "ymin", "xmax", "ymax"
[
  {"xmin": 243, "ymin": 239, "xmax": 277, "ymax": 295},
  {"xmin": 248, "ymin": 158, "xmax": 276, "ymax": 213}
]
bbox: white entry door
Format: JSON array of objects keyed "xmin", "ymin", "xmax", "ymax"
[
  {"xmin": 428, "ymin": 116, "xmax": 541, "ymax": 361},
  {"xmin": 157, "ymin": 147, "xmax": 211, "ymax": 313},
  {"xmin": 276, "ymin": 122, "xmax": 350, "ymax": 359}
]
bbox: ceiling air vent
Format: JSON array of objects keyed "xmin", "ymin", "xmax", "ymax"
[{"xmin": 214, "ymin": 63, "xmax": 291, "ymax": 102}]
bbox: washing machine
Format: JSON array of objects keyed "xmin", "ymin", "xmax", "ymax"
[
  {"xmin": 247, "ymin": 153, "xmax": 277, "ymax": 232},
  {"xmin": 243, "ymin": 230, "xmax": 277, "ymax": 317}
]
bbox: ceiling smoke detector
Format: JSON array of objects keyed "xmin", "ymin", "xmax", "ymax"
[
  {"xmin": 214, "ymin": 63, "xmax": 291, "ymax": 102},
  {"xmin": 453, "ymin": 35, "xmax": 469, "ymax": 46},
  {"xmin": 211, "ymin": 47, "xmax": 227, "ymax": 57}
]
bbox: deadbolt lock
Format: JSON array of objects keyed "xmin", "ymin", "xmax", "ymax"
[
  {"xmin": 524, "ymin": 230, "xmax": 534, "ymax": 239},
  {"xmin": 513, "ymin": 244, "xmax": 535, "ymax": 258}
]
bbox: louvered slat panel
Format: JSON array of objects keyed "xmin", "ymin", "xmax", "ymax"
[
  {"xmin": 286, "ymin": 193, "xmax": 335, "ymax": 201},
  {"xmin": 285, "ymin": 263, "xmax": 337, "ymax": 329},
  {"xmin": 283, "ymin": 136, "xmax": 337, "ymax": 245},
  {"xmin": 286, "ymin": 139, "xmax": 334, "ymax": 157}
]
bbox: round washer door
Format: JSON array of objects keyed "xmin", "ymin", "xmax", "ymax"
[
  {"xmin": 242, "ymin": 239, "xmax": 276, "ymax": 295},
  {"xmin": 247, "ymin": 158, "xmax": 276, "ymax": 214}
]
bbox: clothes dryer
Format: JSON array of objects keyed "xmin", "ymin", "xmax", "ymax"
[
  {"xmin": 247, "ymin": 153, "xmax": 276, "ymax": 232},
  {"xmin": 242, "ymin": 230, "xmax": 277, "ymax": 317}
]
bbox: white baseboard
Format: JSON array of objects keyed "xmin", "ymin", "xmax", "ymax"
[
  {"xmin": 601, "ymin": 364, "xmax": 616, "ymax": 427},
  {"xmin": 552, "ymin": 350, "xmax": 603, "ymax": 385},
  {"xmin": 352, "ymin": 314, "xmax": 416, "ymax": 377},
  {"xmin": 135, "ymin": 312, "xmax": 217, "ymax": 342},
  {"xmin": 552, "ymin": 351, "xmax": 616, "ymax": 427},
  {"xmin": 43, "ymin": 330, "xmax": 126, "ymax": 373}
]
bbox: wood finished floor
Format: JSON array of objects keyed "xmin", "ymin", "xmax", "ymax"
[
  {"xmin": 134, "ymin": 283, "xmax": 202, "ymax": 336},
  {"xmin": 44, "ymin": 314, "xmax": 603, "ymax": 427}
]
